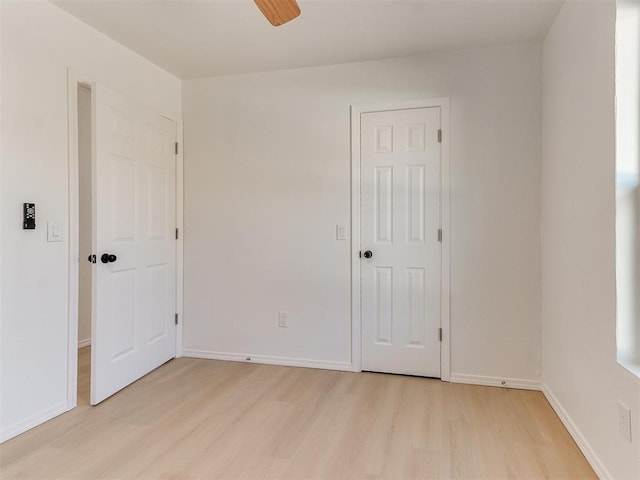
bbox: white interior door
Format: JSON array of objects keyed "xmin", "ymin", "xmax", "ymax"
[
  {"xmin": 360, "ymin": 107, "xmax": 442, "ymax": 377},
  {"xmin": 91, "ymin": 84, "xmax": 177, "ymax": 404}
]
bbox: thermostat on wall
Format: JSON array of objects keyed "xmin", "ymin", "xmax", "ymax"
[{"xmin": 23, "ymin": 203, "xmax": 35, "ymax": 230}]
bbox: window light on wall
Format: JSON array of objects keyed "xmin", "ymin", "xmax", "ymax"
[{"xmin": 615, "ymin": 0, "xmax": 640, "ymax": 375}]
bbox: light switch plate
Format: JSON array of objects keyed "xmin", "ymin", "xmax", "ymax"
[{"xmin": 47, "ymin": 222, "xmax": 63, "ymax": 242}]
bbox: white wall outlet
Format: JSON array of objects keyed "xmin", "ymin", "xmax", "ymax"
[
  {"xmin": 336, "ymin": 224, "xmax": 347, "ymax": 241},
  {"xmin": 278, "ymin": 311, "xmax": 288, "ymax": 328},
  {"xmin": 618, "ymin": 402, "xmax": 632, "ymax": 442}
]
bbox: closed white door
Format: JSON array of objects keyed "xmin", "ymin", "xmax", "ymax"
[
  {"xmin": 91, "ymin": 84, "xmax": 177, "ymax": 404},
  {"xmin": 360, "ymin": 107, "xmax": 441, "ymax": 377}
]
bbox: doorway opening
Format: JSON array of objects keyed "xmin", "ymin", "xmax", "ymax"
[
  {"xmin": 77, "ymin": 83, "xmax": 92, "ymax": 406},
  {"xmin": 66, "ymin": 75, "xmax": 180, "ymax": 410}
]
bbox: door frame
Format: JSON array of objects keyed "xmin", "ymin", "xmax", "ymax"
[
  {"xmin": 65, "ymin": 69, "xmax": 184, "ymax": 410},
  {"xmin": 350, "ymin": 98, "xmax": 451, "ymax": 381}
]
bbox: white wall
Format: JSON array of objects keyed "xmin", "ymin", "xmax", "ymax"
[
  {"xmin": 0, "ymin": 0, "xmax": 181, "ymax": 441},
  {"xmin": 182, "ymin": 43, "xmax": 543, "ymax": 382},
  {"xmin": 541, "ymin": 2, "xmax": 640, "ymax": 478}
]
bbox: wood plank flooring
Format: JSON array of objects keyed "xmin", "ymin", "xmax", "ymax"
[{"xmin": 0, "ymin": 347, "xmax": 596, "ymax": 479}]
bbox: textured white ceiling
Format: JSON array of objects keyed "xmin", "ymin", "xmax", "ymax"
[{"xmin": 52, "ymin": 0, "xmax": 563, "ymax": 79}]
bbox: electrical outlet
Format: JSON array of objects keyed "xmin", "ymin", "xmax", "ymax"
[
  {"xmin": 278, "ymin": 311, "xmax": 288, "ymax": 328},
  {"xmin": 618, "ymin": 402, "xmax": 632, "ymax": 442},
  {"xmin": 336, "ymin": 224, "xmax": 347, "ymax": 240}
]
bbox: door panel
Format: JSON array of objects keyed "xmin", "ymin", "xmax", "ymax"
[
  {"xmin": 407, "ymin": 267, "xmax": 426, "ymax": 346},
  {"xmin": 91, "ymin": 84, "xmax": 176, "ymax": 404},
  {"xmin": 361, "ymin": 107, "xmax": 441, "ymax": 377},
  {"xmin": 375, "ymin": 266, "xmax": 393, "ymax": 344},
  {"xmin": 375, "ymin": 166, "xmax": 393, "ymax": 243}
]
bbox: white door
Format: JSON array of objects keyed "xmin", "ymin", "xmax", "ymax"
[
  {"xmin": 360, "ymin": 107, "xmax": 442, "ymax": 377},
  {"xmin": 91, "ymin": 84, "xmax": 177, "ymax": 404}
]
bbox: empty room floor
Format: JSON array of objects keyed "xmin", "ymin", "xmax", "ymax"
[{"xmin": 0, "ymin": 348, "xmax": 595, "ymax": 479}]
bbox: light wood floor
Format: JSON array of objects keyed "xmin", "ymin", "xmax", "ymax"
[{"xmin": 0, "ymin": 347, "xmax": 595, "ymax": 479}]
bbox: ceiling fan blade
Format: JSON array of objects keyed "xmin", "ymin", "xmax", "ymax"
[{"xmin": 254, "ymin": 0, "xmax": 301, "ymax": 26}]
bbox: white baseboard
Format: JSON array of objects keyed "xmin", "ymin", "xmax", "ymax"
[
  {"xmin": 450, "ymin": 373, "xmax": 542, "ymax": 391},
  {"xmin": 542, "ymin": 384, "xmax": 612, "ymax": 480},
  {"xmin": 78, "ymin": 338, "xmax": 91, "ymax": 349},
  {"xmin": 0, "ymin": 402, "xmax": 68, "ymax": 443},
  {"xmin": 182, "ymin": 349, "xmax": 354, "ymax": 372}
]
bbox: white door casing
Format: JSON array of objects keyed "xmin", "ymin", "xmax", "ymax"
[
  {"xmin": 91, "ymin": 84, "xmax": 177, "ymax": 404},
  {"xmin": 359, "ymin": 106, "xmax": 442, "ymax": 377}
]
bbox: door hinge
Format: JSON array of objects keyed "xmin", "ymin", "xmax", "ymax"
[
  {"xmin": 437, "ymin": 129, "xmax": 442, "ymax": 143},
  {"xmin": 175, "ymin": 142, "xmax": 179, "ymax": 155},
  {"xmin": 437, "ymin": 228, "xmax": 442, "ymax": 242},
  {"xmin": 439, "ymin": 328, "xmax": 443, "ymax": 342},
  {"xmin": 175, "ymin": 227, "xmax": 179, "ymax": 240},
  {"xmin": 175, "ymin": 313, "xmax": 179, "ymax": 325}
]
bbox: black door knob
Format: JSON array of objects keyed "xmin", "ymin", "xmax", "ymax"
[
  {"xmin": 101, "ymin": 253, "xmax": 117, "ymax": 264},
  {"xmin": 363, "ymin": 250, "xmax": 373, "ymax": 259}
]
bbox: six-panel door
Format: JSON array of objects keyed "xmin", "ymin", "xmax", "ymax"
[
  {"xmin": 361, "ymin": 107, "xmax": 442, "ymax": 377},
  {"xmin": 91, "ymin": 84, "xmax": 177, "ymax": 404}
]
